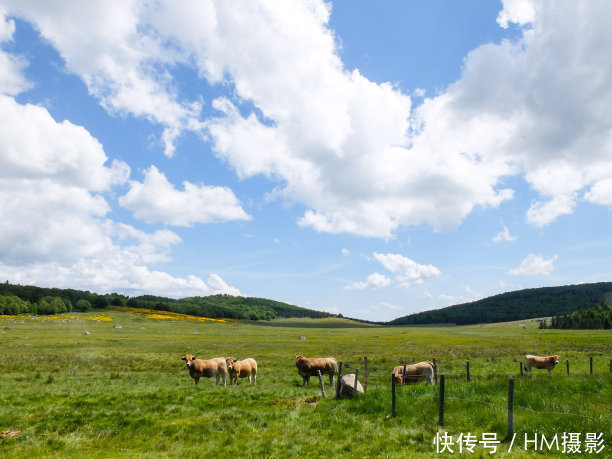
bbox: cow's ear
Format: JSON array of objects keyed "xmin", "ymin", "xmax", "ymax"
[
  {"xmin": 181, "ymin": 356, "xmax": 186, "ymax": 361},
  {"xmin": 191, "ymin": 356, "xmax": 197, "ymax": 361}
]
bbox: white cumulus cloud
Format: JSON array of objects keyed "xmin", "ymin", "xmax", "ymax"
[
  {"xmin": 119, "ymin": 165, "xmax": 250, "ymax": 226},
  {"xmin": 1, "ymin": 0, "xmax": 611, "ymax": 239},
  {"xmin": 493, "ymin": 224, "xmax": 517, "ymax": 243},
  {"xmin": 373, "ymin": 252, "xmax": 441, "ymax": 287},
  {"xmin": 509, "ymin": 253, "xmax": 558, "ymax": 276},
  {"xmin": 344, "ymin": 272, "xmax": 391, "ymax": 290},
  {"xmin": 0, "ymin": 91, "xmax": 239, "ymax": 298}
]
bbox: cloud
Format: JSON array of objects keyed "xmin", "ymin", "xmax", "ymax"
[
  {"xmin": 2, "ymin": 0, "xmax": 611, "ymax": 239},
  {"xmin": 0, "ymin": 92, "xmax": 239, "ymax": 297},
  {"xmin": 585, "ymin": 177, "xmax": 612, "ymax": 206},
  {"xmin": 0, "ymin": 8, "xmax": 30, "ymax": 95},
  {"xmin": 344, "ymin": 272, "xmax": 391, "ymax": 290},
  {"xmin": 119, "ymin": 165, "xmax": 250, "ymax": 226},
  {"xmin": 345, "ymin": 252, "xmax": 441, "ymax": 291},
  {"xmin": 509, "ymin": 253, "xmax": 558, "ymax": 276},
  {"xmin": 373, "ymin": 252, "xmax": 441, "ymax": 287},
  {"xmin": 3, "ymin": 0, "xmax": 203, "ymax": 157},
  {"xmin": 341, "ymin": 248, "xmax": 351, "ymax": 256},
  {"xmin": 497, "ymin": 0, "xmax": 536, "ymax": 28},
  {"xmin": 492, "ymin": 224, "xmax": 517, "ymax": 243}
]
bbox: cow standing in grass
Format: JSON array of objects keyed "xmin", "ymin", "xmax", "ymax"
[
  {"xmin": 226, "ymin": 357, "xmax": 258, "ymax": 385},
  {"xmin": 295, "ymin": 355, "xmax": 338, "ymax": 388},
  {"xmin": 181, "ymin": 354, "xmax": 228, "ymax": 386},
  {"xmin": 393, "ymin": 361, "xmax": 434, "ymax": 385},
  {"xmin": 524, "ymin": 354, "xmax": 559, "ymax": 376}
]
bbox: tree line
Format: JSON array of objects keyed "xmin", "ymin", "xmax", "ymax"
[
  {"xmin": 125, "ymin": 294, "xmax": 332, "ymax": 321},
  {"xmin": 0, "ymin": 282, "xmax": 332, "ymax": 321},
  {"xmin": 541, "ymin": 302, "xmax": 611, "ymax": 329},
  {"xmin": 388, "ymin": 282, "xmax": 612, "ymax": 326}
]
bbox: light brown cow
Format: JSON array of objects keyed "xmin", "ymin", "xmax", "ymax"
[
  {"xmin": 295, "ymin": 355, "xmax": 338, "ymax": 388},
  {"xmin": 393, "ymin": 361, "xmax": 435, "ymax": 385},
  {"xmin": 181, "ymin": 354, "xmax": 228, "ymax": 386},
  {"xmin": 524, "ymin": 354, "xmax": 559, "ymax": 376},
  {"xmin": 226, "ymin": 357, "xmax": 258, "ymax": 385}
]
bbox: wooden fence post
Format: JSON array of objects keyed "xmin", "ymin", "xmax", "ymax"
[
  {"xmin": 391, "ymin": 373, "xmax": 397, "ymax": 417},
  {"xmin": 402, "ymin": 364, "xmax": 407, "ymax": 386},
  {"xmin": 438, "ymin": 374, "xmax": 445, "ymax": 427},
  {"xmin": 354, "ymin": 368, "xmax": 359, "ymax": 398},
  {"xmin": 433, "ymin": 358, "xmax": 438, "ymax": 385},
  {"xmin": 317, "ymin": 370, "xmax": 326, "ymax": 398},
  {"xmin": 335, "ymin": 361, "xmax": 344, "ymax": 400},
  {"xmin": 566, "ymin": 359, "xmax": 570, "ymax": 376},
  {"xmin": 590, "ymin": 356, "xmax": 593, "ymax": 375},
  {"xmin": 364, "ymin": 357, "xmax": 368, "ymax": 393},
  {"xmin": 609, "ymin": 359, "xmax": 611, "ymax": 373},
  {"xmin": 508, "ymin": 378, "xmax": 515, "ymax": 440},
  {"xmin": 466, "ymin": 361, "xmax": 471, "ymax": 382},
  {"xmin": 520, "ymin": 362, "xmax": 523, "ymax": 377}
]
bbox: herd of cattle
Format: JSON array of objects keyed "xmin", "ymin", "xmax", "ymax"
[{"xmin": 181, "ymin": 353, "xmax": 561, "ymax": 386}]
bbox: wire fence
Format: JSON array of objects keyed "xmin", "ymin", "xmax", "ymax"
[{"xmin": 444, "ymin": 396, "xmax": 612, "ymax": 422}]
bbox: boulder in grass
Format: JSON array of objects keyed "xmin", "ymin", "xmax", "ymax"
[
  {"xmin": 338, "ymin": 373, "xmax": 364, "ymax": 398},
  {"xmin": 113, "ymin": 325, "xmax": 122, "ymax": 329},
  {"xmin": 299, "ymin": 336, "xmax": 306, "ymax": 340},
  {"xmin": 83, "ymin": 331, "xmax": 91, "ymax": 335}
]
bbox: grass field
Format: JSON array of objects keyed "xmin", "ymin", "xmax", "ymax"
[{"xmin": 0, "ymin": 311, "xmax": 610, "ymax": 457}]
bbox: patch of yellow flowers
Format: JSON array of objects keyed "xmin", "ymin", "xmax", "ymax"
[
  {"xmin": 1, "ymin": 308, "xmax": 230, "ymax": 324},
  {"xmin": 111, "ymin": 306, "xmax": 234, "ymax": 323},
  {"xmin": 88, "ymin": 315, "xmax": 114, "ymax": 322}
]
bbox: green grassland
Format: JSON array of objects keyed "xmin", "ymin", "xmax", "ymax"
[{"xmin": 0, "ymin": 312, "xmax": 610, "ymax": 457}]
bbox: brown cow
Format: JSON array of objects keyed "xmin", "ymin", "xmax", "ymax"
[
  {"xmin": 181, "ymin": 354, "xmax": 228, "ymax": 386},
  {"xmin": 226, "ymin": 357, "xmax": 258, "ymax": 385},
  {"xmin": 524, "ymin": 354, "xmax": 559, "ymax": 376},
  {"xmin": 393, "ymin": 361, "xmax": 434, "ymax": 385},
  {"xmin": 295, "ymin": 355, "xmax": 338, "ymax": 388}
]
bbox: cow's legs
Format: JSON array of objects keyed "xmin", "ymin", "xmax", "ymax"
[
  {"xmin": 329, "ymin": 374, "xmax": 334, "ymax": 389},
  {"xmin": 215, "ymin": 374, "xmax": 220, "ymax": 385},
  {"xmin": 548, "ymin": 369, "xmax": 551, "ymax": 376},
  {"xmin": 194, "ymin": 376, "xmax": 200, "ymax": 385}
]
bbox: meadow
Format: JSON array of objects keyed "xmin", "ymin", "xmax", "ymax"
[{"xmin": 0, "ymin": 311, "xmax": 610, "ymax": 457}]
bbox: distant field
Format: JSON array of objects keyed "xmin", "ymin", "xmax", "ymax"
[{"xmin": 0, "ymin": 311, "xmax": 610, "ymax": 457}]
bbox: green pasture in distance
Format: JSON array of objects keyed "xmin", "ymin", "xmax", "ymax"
[{"xmin": 0, "ymin": 311, "xmax": 610, "ymax": 457}]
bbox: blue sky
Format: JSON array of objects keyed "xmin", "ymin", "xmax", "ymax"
[{"xmin": 1, "ymin": 0, "xmax": 611, "ymax": 321}]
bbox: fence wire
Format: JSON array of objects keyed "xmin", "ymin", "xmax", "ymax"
[{"xmin": 444, "ymin": 396, "xmax": 612, "ymax": 422}]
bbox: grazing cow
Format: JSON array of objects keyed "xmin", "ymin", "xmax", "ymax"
[
  {"xmin": 393, "ymin": 361, "xmax": 434, "ymax": 385},
  {"xmin": 225, "ymin": 357, "xmax": 258, "ymax": 385},
  {"xmin": 295, "ymin": 355, "xmax": 338, "ymax": 388},
  {"xmin": 181, "ymin": 354, "xmax": 228, "ymax": 386},
  {"xmin": 524, "ymin": 354, "xmax": 559, "ymax": 376}
]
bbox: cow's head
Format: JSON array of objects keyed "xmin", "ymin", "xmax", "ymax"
[
  {"xmin": 295, "ymin": 355, "xmax": 304, "ymax": 361},
  {"xmin": 394, "ymin": 372, "xmax": 403, "ymax": 385},
  {"xmin": 181, "ymin": 354, "xmax": 197, "ymax": 367},
  {"xmin": 226, "ymin": 357, "xmax": 237, "ymax": 370},
  {"xmin": 551, "ymin": 355, "xmax": 559, "ymax": 365}
]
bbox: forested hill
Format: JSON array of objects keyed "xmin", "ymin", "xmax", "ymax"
[
  {"xmin": 0, "ymin": 282, "xmax": 332, "ymax": 320},
  {"xmin": 388, "ymin": 282, "xmax": 612, "ymax": 325},
  {"xmin": 125, "ymin": 294, "xmax": 332, "ymax": 320}
]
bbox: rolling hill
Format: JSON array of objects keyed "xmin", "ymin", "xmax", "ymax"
[
  {"xmin": 388, "ymin": 282, "xmax": 612, "ymax": 325},
  {"xmin": 2, "ymin": 281, "xmax": 611, "ymax": 325}
]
